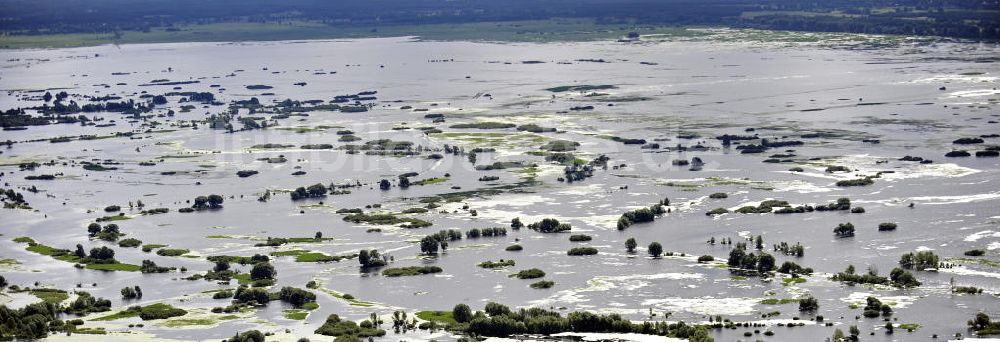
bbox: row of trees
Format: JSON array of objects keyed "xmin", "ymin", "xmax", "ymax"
[
  {"xmin": 447, "ymin": 302, "xmax": 712, "ymax": 341},
  {"xmin": 831, "ymin": 264, "xmax": 921, "ymax": 288}
]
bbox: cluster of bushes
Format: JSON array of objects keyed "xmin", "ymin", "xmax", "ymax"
[
  {"xmin": 857, "ymin": 296, "xmax": 892, "ymax": 319},
  {"xmin": 65, "ymin": 292, "xmax": 112, "ymax": 315},
  {"xmin": 777, "ymin": 261, "xmax": 813, "ymax": 276},
  {"xmin": 460, "ymin": 303, "xmax": 713, "ymax": 341},
  {"xmin": 899, "ymin": 251, "xmax": 939, "ymax": 271},
  {"xmin": 191, "ymin": 194, "xmax": 224, "ymax": 209},
  {"xmin": 878, "ymin": 222, "xmax": 898, "ymax": 231},
  {"xmin": 478, "ymin": 259, "xmax": 515, "ymax": 269},
  {"xmin": 831, "ymin": 265, "xmax": 920, "ymax": 288},
  {"xmin": 734, "ymin": 200, "xmax": 790, "ymax": 214},
  {"xmin": 833, "ymin": 223, "xmax": 855, "ymax": 237},
  {"xmin": 290, "ymin": 183, "xmax": 328, "ymax": 200},
  {"xmin": 140, "ymin": 260, "xmax": 174, "ymax": 273},
  {"xmin": 798, "ymin": 297, "xmax": 819, "ymax": 312},
  {"xmin": 528, "ymin": 218, "xmax": 571, "ymax": 233},
  {"xmin": 815, "ymin": 198, "xmax": 852, "ymax": 211},
  {"xmin": 965, "ymin": 249, "xmax": 986, "ymax": 256},
  {"xmin": 0, "ymin": 301, "xmax": 63, "ymax": 339},
  {"xmin": 969, "ymin": 312, "xmax": 1000, "ymax": 336},
  {"xmin": 836, "ymin": 177, "xmax": 874, "ymax": 187},
  {"xmin": 87, "ymin": 223, "xmax": 123, "ymax": 242},
  {"xmin": 617, "ymin": 202, "xmax": 666, "ymax": 230},
  {"xmin": 567, "ymin": 247, "xmax": 598, "ymax": 256},
  {"xmin": 315, "ymin": 313, "xmax": 387, "ymax": 338},
  {"xmin": 278, "ymin": 287, "xmax": 317, "ymax": 307},
  {"xmin": 358, "ymin": 249, "xmax": 388, "ymax": 268},
  {"xmin": 569, "ymin": 234, "xmax": 592, "ymax": 242},
  {"xmin": 466, "ymin": 227, "xmax": 507, "ymax": 238},
  {"xmin": 344, "ymin": 212, "xmax": 431, "ymax": 229},
  {"xmin": 530, "ymin": 280, "xmax": 555, "ymax": 289},
  {"xmin": 224, "ymin": 330, "xmax": 267, "ymax": 342},
  {"xmin": 382, "ymin": 266, "xmax": 443, "ymax": 277},
  {"xmin": 726, "ymin": 244, "xmax": 776, "ymax": 274},
  {"xmin": 120, "ymin": 286, "xmax": 143, "ymax": 299},
  {"xmin": 236, "ymin": 170, "xmax": 258, "ymax": 178},
  {"xmin": 118, "ymin": 238, "xmax": 142, "ymax": 248},
  {"xmin": 513, "ymin": 268, "xmax": 545, "ymax": 279},
  {"xmin": 420, "ymin": 235, "xmax": 449, "ymax": 254},
  {"xmin": 773, "ymin": 242, "xmax": 804, "ymax": 257}
]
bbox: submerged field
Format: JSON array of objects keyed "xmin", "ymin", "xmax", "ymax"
[{"xmin": 0, "ymin": 31, "xmax": 998, "ymax": 341}]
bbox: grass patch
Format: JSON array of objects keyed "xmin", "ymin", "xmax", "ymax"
[
  {"xmin": 85, "ymin": 263, "xmax": 142, "ymax": 272},
  {"xmin": 415, "ymin": 311, "xmax": 458, "ymax": 325},
  {"xmin": 411, "ymin": 177, "xmax": 448, "ymax": 186},
  {"xmin": 319, "ymin": 289, "xmax": 375, "ymax": 307},
  {"xmin": 782, "ymin": 277, "xmax": 807, "ymax": 286},
  {"xmin": 29, "ymin": 289, "xmax": 69, "ymax": 304},
  {"xmin": 160, "ymin": 315, "xmax": 240, "ymax": 327},
  {"xmin": 72, "ymin": 327, "xmax": 107, "ymax": 335},
  {"xmin": 898, "ymin": 323, "xmax": 921, "ymax": 331},
  {"xmin": 232, "ymin": 273, "xmax": 251, "ymax": 285},
  {"xmin": 16, "ymin": 238, "xmax": 140, "ymax": 272},
  {"xmin": 156, "ymin": 248, "xmax": 190, "ymax": 257},
  {"xmin": 759, "ymin": 298, "xmax": 799, "ymax": 305},
  {"xmin": 92, "ymin": 310, "xmax": 140, "ymax": 321},
  {"xmin": 284, "ymin": 309, "xmax": 308, "ymax": 320},
  {"xmin": 269, "ymin": 250, "xmax": 353, "ymax": 262}
]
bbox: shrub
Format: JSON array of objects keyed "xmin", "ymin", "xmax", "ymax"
[
  {"xmin": 567, "ymin": 247, "xmax": 598, "ymax": 256},
  {"xmin": 528, "ymin": 218, "xmax": 571, "ymax": 233},
  {"xmin": 137, "ymin": 303, "xmax": 187, "ymax": 320},
  {"xmin": 799, "ymin": 296, "xmax": 819, "ymax": 312},
  {"xmin": 478, "ymin": 260, "xmax": 515, "ymax": 269},
  {"xmin": 964, "ymin": 249, "xmax": 986, "ymax": 257},
  {"xmin": 382, "ymin": 266, "xmax": 443, "ymax": 277},
  {"xmin": 836, "ymin": 177, "xmax": 874, "ymax": 187},
  {"xmin": 530, "ymin": 280, "xmax": 555, "ymax": 289},
  {"xmin": 118, "ymin": 238, "xmax": 142, "ymax": 248},
  {"xmin": 697, "ymin": 255, "xmax": 714, "ymax": 263},
  {"xmin": 833, "ymin": 223, "xmax": 855, "ymax": 237},
  {"xmin": 706, "ymin": 208, "xmax": 729, "ymax": 216},
  {"xmin": 513, "ymin": 268, "xmax": 545, "ymax": 279},
  {"xmin": 878, "ymin": 222, "xmax": 897, "ymax": 231}
]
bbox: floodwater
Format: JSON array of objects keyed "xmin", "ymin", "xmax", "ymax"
[{"xmin": 1, "ymin": 32, "xmax": 999, "ymax": 341}]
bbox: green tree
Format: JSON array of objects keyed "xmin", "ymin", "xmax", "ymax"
[
  {"xmin": 625, "ymin": 237, "xmax": 637, "ymax": 253},
  {"xmin": 453, "ymin": 304, "xmax": 473, "ymax": 323},
  {"xmin": 648, "ymin": 242, "xmax": 663, "ymax": 257},
  {"xmin": 799, "ymin": 296, "xmax": 819, "ymax": 312},
  {"xmin": 250, "ymin": 262, "xmax": 276, "ymax": 280},
  {"xmin": 420, "ymin": 236, "xmax": 439, "ymax": 255},
  {"xmin": 87, "ymin": 223, "xmax": 101, "ymax": 236},
  {"xmin": 757, "ymin": 253, "xmax": 775, "ymax": 273}
]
